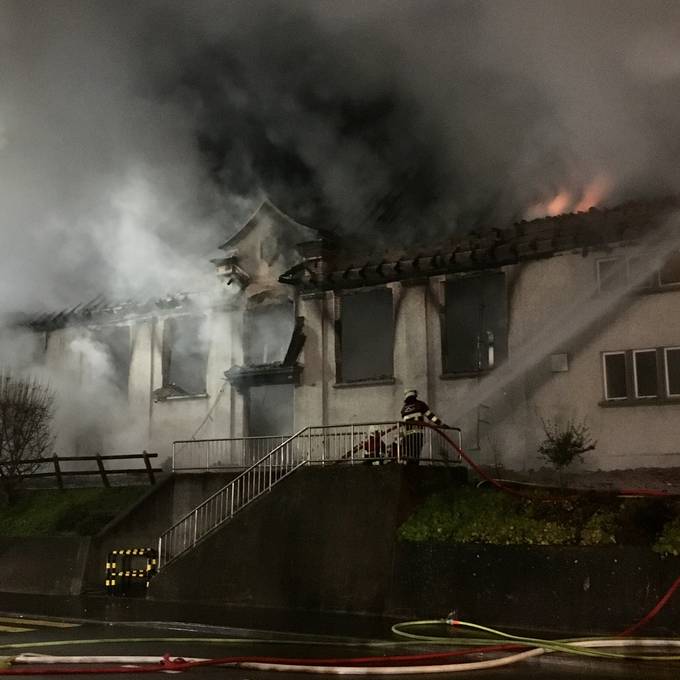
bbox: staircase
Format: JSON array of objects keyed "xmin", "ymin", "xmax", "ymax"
[{"xmin": 157, "ymin": 421, "xmax": 461, "ymax": 568}]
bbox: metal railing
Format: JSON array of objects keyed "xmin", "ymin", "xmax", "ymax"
[
  {"xmin": 20, "ymin": 452, "xmax": 160, "ymax": 488},
  {"xmin": 158, "ymin": 421, "xmax": 462, "ymax": 568},
  {"xmin": 172, "ymin": 435, "xmax": 292, "ymax": 471},
  {"xmin": 159, "ymin": 428, "xmax": 309, "ymax": 567}
]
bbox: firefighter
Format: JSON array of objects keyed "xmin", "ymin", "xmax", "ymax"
[
  {"xmin": 363, "ymin": 426, "xmax": 386, "ymax": 464},
  {"xmin": 400, "ymin": 389, "xmax": 450, "ymax": 464}
]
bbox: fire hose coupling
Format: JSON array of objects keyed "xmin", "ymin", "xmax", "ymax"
[
  {"xmin": 444, "ymin": 612, "xmax": 460, "ymax": 626},
  {"xmin": 161, "ymin": 653, "xmax": 188, "ymax": 669}
]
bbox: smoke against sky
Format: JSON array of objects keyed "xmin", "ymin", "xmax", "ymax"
[{"xmin": 2, "ymin": 0, "xmax": 680, "ymax": 314}]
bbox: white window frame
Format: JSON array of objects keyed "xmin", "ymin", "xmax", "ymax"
[
  {"xmin": 602, "ymin": 351, "xmax": 627, "ymax": 401},
  {"xmin": 596, "ymin": 257, "xmax": 623, "ymax": 293},
  {"xmin": 626, "ymin": 255, "xmax": 658, "ymax": 290},
  {"xmin": 632, "ymin": 348, "xmax": 658, "ymax": 399},
  {"xmin": 664, "ymin": 347, "xmax": 680, "ymax": 397}
]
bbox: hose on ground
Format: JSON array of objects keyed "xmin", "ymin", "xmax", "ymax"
[{"xmin": 393, "ymin": 619, "xmax": 680, "ymax": 661}]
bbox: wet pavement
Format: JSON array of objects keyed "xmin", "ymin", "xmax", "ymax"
[{"xmin": 0, "ymin": 607, "xmax": 678, "ymax": 678}]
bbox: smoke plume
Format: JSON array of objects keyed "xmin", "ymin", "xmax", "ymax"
[{"xmin": 2, "ymin": 0, "xmax": 680, "ymax": 314}]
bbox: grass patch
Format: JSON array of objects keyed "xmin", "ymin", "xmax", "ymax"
[
  {"xmin": 0, "ymin": 486, "xmax": 147, "ymax": 537},
  {"xmin": 398, "ymin": 485, "xmax": 680, "ymax": 549}
]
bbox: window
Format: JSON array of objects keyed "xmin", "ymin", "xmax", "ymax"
[
  {"xmin": 627, "ymin": 256, "xmax": 658, "ymax": 290},
  {"xmin": 162, "ymin": 316, "xmax": 208, "ymax": 395},
  {"xmin": 633, "ymin": 349, "xmax": 658, "ymax": 398},
  {"xmin": 337, "ymin": 288, "xmax": 393, "ymax": 383},
  {"xmin": 247, "ymin": 384, "xmax": 294, "ymax": 437},
  {"xmin": 659, "ymin": 251, "xmax": 680, "ymax": 287},
  {"xmin": 597, "ymin": 258, "xmax": 627, "ymax": 293},
  {"xmin": 244, "ymin": 303, "xmax": 295, "ymax": 366},
  {"xmin": 597, "ymin": 250, "xmax": 680, "ymax": 292},
  {"xmin": 665, "ymin": 348, "xmax": 680, "ymax": 397},
  {"xmin": 96, "ymin": 326, "xmax": 130, "ymax": 395},
  {"xmin": 603, "ymin": 352, "xmax": 627, "ymax": 400},
  {"xmin": 442, "ymin": 272, "xmax": 507, "ymax": 374},
  {"xmin": 601, "ymin": 347, "xmax": 680, "ymax": 404}
]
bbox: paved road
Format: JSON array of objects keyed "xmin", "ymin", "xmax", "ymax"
[{"xmin": 0, "ymin": 613, "xmax": 678, "ymax": 679}]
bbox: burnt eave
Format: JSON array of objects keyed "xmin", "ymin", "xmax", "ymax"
[
  {"xmin": 278, "ymin": 198, "xmax": 680, "ymax": 293},
  {"xmin": 224, "ymin": 362, "xmax": 302, "ymax": 390},
  {"xmin": 20, "ymin": 292, "xmax": 204, "ymax": 332}
]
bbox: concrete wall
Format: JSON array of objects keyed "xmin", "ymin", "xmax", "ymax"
[
  {"xmin": 2, "ymin": 469, "xmax": 680, "ymax": 635},
  {"xmin": 149, "ymin": 466, "xmax": 459, "ymax": 612},
  {"xmin": 148, "ymin": 467, "xmax": 680, "ymax": 635},
  {"xmin": 388, "ymin": 542, "xmax": 680, "ymax": 634},
  {"xmin": 0, "ymin": 537, "xmax": 90, "ymax": 596},
  {"xmin": 84, "ymin": 472, "xmax": 239, "ymax": 592}
]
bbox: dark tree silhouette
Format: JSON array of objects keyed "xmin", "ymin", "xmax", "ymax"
[{"xmin": 0, "ymin": 372, "xmax": 55, "ymax": 503}]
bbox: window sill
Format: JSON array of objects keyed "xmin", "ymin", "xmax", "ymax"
[
  {"xmin": 156, "ymin": 393, "xmax": 210, "ymax": 403},
  {"xmin": 614, "ymin": 282, "xmax": 680, "ymax": 296},
  {"xmin": 440, "ymin": 370, "xmax": 489, "ymax": 381},
  {"xmin": 599, "ymin": 397, "xmax": 680, "ymax": 408},
  {"xmin": 334, "ymin": 378, "xmax": 395, "ymax": 389}
]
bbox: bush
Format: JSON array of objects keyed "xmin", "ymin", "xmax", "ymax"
[
  {"xmin": 653, "ymin": 515, "xmax": 680, "ymax": 556},
  {"xmin": 580, "ymin": 511, "xmax": 617, "ymax": 545},
  {"xmin": 398, "ymin": 487, "xmax": 578, "ymax": 545},
  {"xmin": 538, "ymin": 418, "xmax": 596, "ymax": 471}
]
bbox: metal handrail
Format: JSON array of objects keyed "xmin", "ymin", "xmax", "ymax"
[
  {"xmin": 158, "ymin": 421, "xmax": 463, "ymax": 568},
  {"xmin": 172, "ymin": 434, "xmax": 293, "ymax": 471},
  {"xmin": 159, "ymin": 427, "xmax": 309, "ymax": 567}
]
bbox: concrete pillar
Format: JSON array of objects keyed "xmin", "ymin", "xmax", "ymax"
[
  {"xmin": 295, "ymin": 292, "xmax": 328, "ymax": 428},
  {"xmin": 128, "ymin": 319, "xmax": 155, "ymax": 449},
  {"xmin": 394, "ymin": 282, "xmax": 430, "ymax": 399},
  {"xmin": 203, "ymin": 308, "xmax": 233, "ymax": 439}
]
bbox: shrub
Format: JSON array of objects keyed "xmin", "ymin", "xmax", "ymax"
[
  {"xmin": 580, "ymin": 511, "xmax": 617, "ymax": 545},
  {"xmin": 653, "ymin": 515, "xmax": 680, "ymax": 556},
  {"xmin": 538, "ymin": 418, "xmax": 596, "ymax": 471},
  {"xmin": 398, "ymin": 487, "xmax": 577, "ymax": 546},
  {"xmin": 0, "ymin": 372, "xmax": 55, "ymax": 503}
]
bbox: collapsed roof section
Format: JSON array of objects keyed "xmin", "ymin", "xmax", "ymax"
[
  {"xmin": 19, "ymin": 292, "xmax": 206, "ymax": 332},
  {"xmin": 279, "ymin": 198, "xmax": 680, "ymax": 293}
]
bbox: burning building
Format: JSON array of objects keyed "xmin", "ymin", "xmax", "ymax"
[{"xmin": 19, "ymin": 196, "xmax": 680, "ymax": 472}]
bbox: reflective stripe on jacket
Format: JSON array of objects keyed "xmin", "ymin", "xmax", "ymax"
[{"xmin": 400, "ymin": 399, "xmax": 444, "ymax": 428}]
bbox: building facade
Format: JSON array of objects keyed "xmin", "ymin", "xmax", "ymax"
[{"xmin": 24, "ymin": 198, "xmax": 680, "ymax": 471}]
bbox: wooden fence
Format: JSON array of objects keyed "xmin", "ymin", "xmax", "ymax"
[{"xmin": 20, "ymin": 452, "xmax": 160, "ymax": 488}]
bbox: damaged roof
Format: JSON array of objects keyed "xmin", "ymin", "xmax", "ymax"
[
  {"xmin": 218, "ymin": 198, "xmax": 333, "ymax": 251},
  {"xmin": 19, "ymin": 292, "xmax": 206, "ymax": 332},
  {"xmin": 279, "ymin": 197, "xmax": 680, "ymax": 292}
]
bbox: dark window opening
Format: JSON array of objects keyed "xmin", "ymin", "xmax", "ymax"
[
  {"xmin": 634, "ymin": 350, "xmax": 658, "ymax": 398},
  {"xmin": 443, "ymin": 272, "xmax": 507, "ymax": 374},
  {"xmin": 338, "ymin": 288, "xmax": 393, "ymax": 383},
  {"xmin": 666, "ymin": 348, "xmax": 680, "ymax": 396},
  {"xmin": 247, "ymin": 383, "xmax": 294, "ymax": 437},
  {"xmin": 603, "ymin": 352, "xmax": 627, "ymax": 400},
  {"xmin": 162, "ymin": 316, "xmax": 208, "ymax": 395},
  {"xmin": 659, "ymin": 251, "xmax": 680, "ymax": 286},
  {"xmin": 244, "ymin": 303, "xmax": 295, "ymax": 366},
  {"xmin": 96, "ymin": 326, "xmax": 130, "ymax": 395}
]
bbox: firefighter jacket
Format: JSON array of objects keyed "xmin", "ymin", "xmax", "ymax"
[{"xmin": 400, "ymin": 399, "xmax": 445, "ymax": 429}]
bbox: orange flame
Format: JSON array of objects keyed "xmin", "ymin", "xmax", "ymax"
[{"xmin": 524, "ymin": 175, "xmax": 611, "ymax": 221}]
